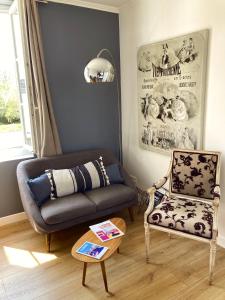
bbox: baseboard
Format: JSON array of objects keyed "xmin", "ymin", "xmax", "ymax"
[
  {"xmin": 0, "ymin": 212, "xmax": 27, "ymax": 227},
  {"xmin": 217, "ymin": 235, "xmax": 225, "ymax": 248},
  {"xmin": 1, "ymin": 211, "xmax": 225, "ymax": 248}
]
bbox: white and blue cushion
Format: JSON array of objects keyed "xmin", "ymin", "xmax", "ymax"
[{"xmin": 46, "ymin": 157, "xmax": 109, "ymax": 199}]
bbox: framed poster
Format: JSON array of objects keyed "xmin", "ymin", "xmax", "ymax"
[{"xmin": 137, "ymin": 30, "xmax": 208, "ymax": 154}]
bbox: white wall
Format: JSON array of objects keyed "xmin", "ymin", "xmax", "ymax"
[{"xmin": 119, "ymin": 0, "xmax": 225, "ymax": 245}]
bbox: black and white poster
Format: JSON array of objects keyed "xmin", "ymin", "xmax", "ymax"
[{"xmin": 137, "ymin": 30, "xmax": 208, "ymax": 154}]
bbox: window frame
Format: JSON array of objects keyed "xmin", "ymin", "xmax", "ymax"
[{"xmin": 0, "ymin": 2, "xmax": 34, "ymax": 161}]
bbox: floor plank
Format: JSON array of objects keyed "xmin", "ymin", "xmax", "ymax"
[
  {"xmin": 0, "ymin": 279, "xmax": 8, "ymax": 300},
  {"xmin": 0, "ymin": 210, "xmax": 225, "ymax": 300}
]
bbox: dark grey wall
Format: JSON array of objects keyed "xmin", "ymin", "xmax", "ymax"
[
  {"xmin": 0, "ymin": 159, "xmax": 24, "ymax": 218},
  {"xmin": 0, "ymin": 3, "xmax": 120, "ymax": 218},
  {"xmin": 38, "ymin": 2, "xmax": 121, "ymax": 158}
]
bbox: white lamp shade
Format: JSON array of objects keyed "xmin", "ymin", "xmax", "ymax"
[{"xmin": 84, "ymin": 57, "xmax": 115, "ymax": 83}]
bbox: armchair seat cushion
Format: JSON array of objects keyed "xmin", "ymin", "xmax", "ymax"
[
  {"xmin": 148, "ymin": 196, "xmax": 213, "ymax": 239},
  {"xmin": 85, "ymin": 184, "xmax": 137, "ymax": 211},
  {"xmin": 40, "ymin": 194, "xmax": 96, "ymax": 225}
]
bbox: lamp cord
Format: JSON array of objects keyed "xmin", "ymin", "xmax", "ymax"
[{"xmin": 97, "ymin": 49, "xmax": 122, "ymax": 164}]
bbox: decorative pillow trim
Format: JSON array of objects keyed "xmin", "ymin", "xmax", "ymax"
[
  {"xmin": 98, "ymin": 156, "xmax": 110, "ymax": 186},
  {"xmin": 46, "ymin": 170, "xmax": 57, "ymax": 200}
]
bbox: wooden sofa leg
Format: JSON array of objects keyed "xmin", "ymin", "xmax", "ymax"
[
  {"xmin": 128, "ymin": 207, "xmax": 134, "ymax": 222},
  {"xmin": 46, "ymin": 233, "xmax": 51, "ymax": 253}
]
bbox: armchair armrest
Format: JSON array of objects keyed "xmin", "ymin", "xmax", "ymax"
[
  {"xmin": 213, "ymin": 185, "xmax": 220, "ymax": 201},
  {"xmin": 144, "ymin": 176, "xmax": 169, "ymax": 223},
  {"xmin": 17, "ymin": 160, "xmax": 50, "ymax": 234},
  {"xmin": 212, "ymin": 185, "xmax": 220, "ymax": 235},
  {"xmin": 151, "ymin": 176, "xmax": 168, "ymax": 190}
]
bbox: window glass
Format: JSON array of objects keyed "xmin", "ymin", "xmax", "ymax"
[{"xmin": 0, "ymin": 6, "xmax": 33, "ymax": 161}]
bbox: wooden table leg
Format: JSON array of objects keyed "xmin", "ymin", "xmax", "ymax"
[
  {"xmin": 100, "ymin": 261, "xmax": 108, "ymax": 293},
  {"xmin": 82, "ymin": 262, "xmax": 87, "ymax": 286},
  {"xmin": 117, "ymin": 247, "xmax": 120, "ymax": 254}
]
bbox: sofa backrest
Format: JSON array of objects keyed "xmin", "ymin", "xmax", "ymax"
[{"xmin": 17, "ymin": 148, "xmax": 118, "ymax": 179}]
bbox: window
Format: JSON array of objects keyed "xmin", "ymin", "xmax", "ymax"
[{"xmin": 0, "ymin": 1, "xmax": 33, "ymax": 161}]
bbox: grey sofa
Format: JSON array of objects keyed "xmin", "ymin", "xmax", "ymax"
[{"xmin": 17, "ymin": 149, "xmax": 138, "ymax": 251}]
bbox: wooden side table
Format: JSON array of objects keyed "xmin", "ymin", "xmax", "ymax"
[{"xmin": 71, "ymin": 217, "xmax": 126, "ymax": 293}]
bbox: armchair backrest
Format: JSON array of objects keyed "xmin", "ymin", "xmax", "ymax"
[{"xmin": 170, "ymin": 149, "xmax": 221, "ymax": 201}]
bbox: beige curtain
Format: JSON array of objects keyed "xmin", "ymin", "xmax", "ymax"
[{"xmin": 18, "ymin": 0, "xmax": 62, "ymax": 157}]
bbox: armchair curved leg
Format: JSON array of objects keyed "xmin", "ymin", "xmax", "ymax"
[
  {"xmin": 145, "ymin": 223, "xmax": 151, "ymax": 263},
  {"xmin": 209, "ymin": 240, "xmax": 217, "ymax": 285}
]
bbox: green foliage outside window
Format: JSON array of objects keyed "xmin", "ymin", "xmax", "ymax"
[{"xmin": 0, "ymin": 74, "xmax": 20, "ymax": 124}]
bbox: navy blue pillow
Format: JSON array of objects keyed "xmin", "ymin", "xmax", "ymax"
[
  {"xmin": 105, "ymin": 164, "xmax": 124, "ymax": 184},
  {"xmin": 27, "ymin": 174, "xmax": 51, "ymax": 207}
]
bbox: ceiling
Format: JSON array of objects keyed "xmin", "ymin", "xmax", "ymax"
[
  {"xmin": 80, "ymin": 0, "xmax": 129, "ymax": 7},
  {"xmin": 0, "ymin": 0, "xmax": 129, "ymax": 10}
]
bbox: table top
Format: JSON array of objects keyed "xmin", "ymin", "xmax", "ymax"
[{"xmin": 71, "ymin": 217, "xmax": 126, "ymax": 263}]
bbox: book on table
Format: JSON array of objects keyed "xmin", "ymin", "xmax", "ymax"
[
  {"xmin": 89, "ymin": 220, "xmax": 124, "ymax": 242},
  {"xmin": 76, "ymin": 241, "xmax": 108, "ymax": 259}
]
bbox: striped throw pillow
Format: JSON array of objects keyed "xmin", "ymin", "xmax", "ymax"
[{"xmin": 46, "ymin": 157, "xmax": 109, "ymax": 199}]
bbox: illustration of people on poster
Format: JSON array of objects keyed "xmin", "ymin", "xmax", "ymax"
[{"xmin": 137, "ymin": 30, "xmax": 208, "ymax": 154}]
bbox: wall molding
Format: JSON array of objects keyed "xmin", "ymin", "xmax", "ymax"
[
  {"xmin": 0, "ymin": 212, "xmax": 27, "ymax": 227},
  {"xmin": 49, "ymin": 0, "xmax": 119, "ymax": 14}
]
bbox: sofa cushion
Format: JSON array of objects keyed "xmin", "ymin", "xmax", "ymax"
[
  {"xmin": 105, "ymin": 164, "xmax": 124, "ymax": 184},
  {"xmin": 148, "ymin": 196, "xmax": 213, "ymax": 239},
  {"xmin": 27, "ymin": 174, "xmax": 51, "ymax": 207},
  {"xmin": 40, "ymin": 193, "xmax": 96, "ymax": 225},
  {"xmin": 85, "ymin": 184, "xmax": 137, "ymax": 211}
]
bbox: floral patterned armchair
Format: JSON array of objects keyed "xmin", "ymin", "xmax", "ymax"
[{"xmin": 144, "ymin": 149, "xmax": 221, "ymax": 284}]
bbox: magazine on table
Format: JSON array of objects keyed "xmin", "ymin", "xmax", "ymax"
[
  {"xmin": 89, "ymin": 220, "xmax": 124, "ymax": 242},
  {"xmin": 76, "ymin": 241, "xmax": 108, "ymax": 259}
]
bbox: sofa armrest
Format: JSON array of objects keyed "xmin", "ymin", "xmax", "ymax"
[{"xmin": 17, "ymin": 160, "xmax": 49, "ymax": 234}]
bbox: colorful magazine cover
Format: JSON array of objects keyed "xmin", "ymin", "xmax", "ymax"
[
  {"xmin": 76, "ymin": 241, "xmax": 108, "ymax": 259},
  {"xmin": 89, "ymin": 220, "xmax": 124, "ymax": 242}
]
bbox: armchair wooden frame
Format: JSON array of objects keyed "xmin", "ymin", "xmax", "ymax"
[{"xmin": 144, "ymin": 149, "xmax": 221, "ymax": 284}]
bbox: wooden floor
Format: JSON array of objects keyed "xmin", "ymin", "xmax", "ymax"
[{"xmin": 1, "ymin": 210, "xmax": 225, "ymax": 300}]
